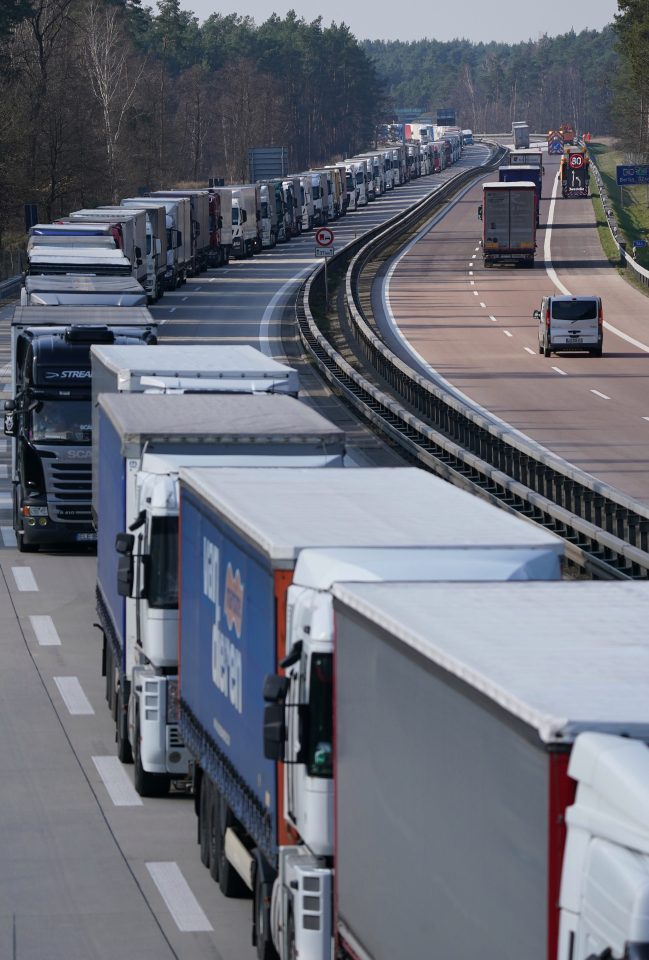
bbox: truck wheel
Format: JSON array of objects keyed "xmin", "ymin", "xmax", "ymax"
[
  {"xmin": 18, "ymin": 533, "xmax": 38, "ymax": 553},
  {"xmin": 254, "ymin": 864, "xmax": 278, "ymax": 960},
  {"xmin": 218, "ymin": 798, "xmax": 249, "ymax": 898},
  {"xmin": 116, "ymin": 686, "xmax": 132, "ymax": 764},
  {"xmin": 200, "ymin": 775, "xmax": 211, "ymax": 868},
  {"xmin": 209, "ymin": 795, "xmax": 220, "ymax": 882},
  {"xmin": 134, "ymin": 711, "xmax": 170, "ymax": 798}
]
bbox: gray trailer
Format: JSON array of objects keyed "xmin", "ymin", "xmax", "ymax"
[
  {"xmin": 331, "ymin": 579, "xmax": 649, "ymax": 960},
  {"xmin": 21, "ymin": 275, "xmax": 147, "ymax": 307}
]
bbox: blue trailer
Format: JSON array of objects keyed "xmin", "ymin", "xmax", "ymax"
[{"xmin": 499, "ymin": 164, "xmax": 542, "ymax": 224}]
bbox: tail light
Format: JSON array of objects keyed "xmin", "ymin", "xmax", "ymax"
[
  {"xmin": 598, "ymin": 301, "xmax": 603, "ymax": 333},
  {"xmin": 546, "ymin": 307, "xmax": 551, "ymax": 329}
]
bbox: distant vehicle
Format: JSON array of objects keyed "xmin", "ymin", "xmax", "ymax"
[
  {"xmin": 534, "ymin": 295, "xmax": 603, "ymax": 357},
  {"xmin": 461, "ymin": 129, "xmax": 474, "ymax": 145},
  {"xmin": 479, "ymin": 181, "xmax": 537, "ymax": 266}
]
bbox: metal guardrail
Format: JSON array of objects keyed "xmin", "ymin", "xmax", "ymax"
[
  {"xmin": 0, "ymin": 275, "xmax": 21, "ymax": 299},
  {"xmin": 297, "ymin": 145, "xmax": 649, "ymax": 579}
]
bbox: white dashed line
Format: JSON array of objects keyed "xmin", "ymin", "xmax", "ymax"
[
  {"xmin": 479, "ymin": 302, "xmax": 486, "ymax": 309},
  {"xmin": 30, "ymin": 615, "xmax": 61, "ymax": 646},
  {"xmin": 643, "ymin": 417, "xmax": 649, "ymax": 422},
  {"xmin": 12, "ymin": 567, "xmax": 38, "ymax": 591},
  {"xmin": 146, "ymin": 862, "xmax": 213, "ymax": 932},
  {"xmin": 468, "ymin": 270, "xmax": 473, "ymax": 276},
  {"xmin": 591, "ymin": 390, "xmax": 611, "ymax": 400},
  {"xmin": 93, "ymin": 756, "xmax": 143, "ymax": 807},
  {"xmin": 473, "ymin": 291, "xmax": 478, "ymax": 296},
  {"xmin": 181, "ymin": 296, "xmax": 188, "ymax": 301},
  {"xmin": 1, "ymin": 527, "xmax": 16, "ymax": 547},
  {"xmin": 503, "ymin": 330, "xmax": 513, "ymax": 338},
  {"xmin": 169, "ymin": 307, "xmax": 176, "ymax": 313},
  {"xmin": 524, "ymin": 347, "xmax": 536, "ymax": 355},
  {"xmin": 54, "ymin": 677, "xmax": 94, "ymax": 715},
  {"xmin": 470, "ymin": 280, "xmax": 475, "ymax": 285},
  {"xmin": 474, "ymin": 247, "xmax": 480, "ymax": 252},
  {"xmin": 489, "ymin": 315, "xmax": 497, "ymax": 322},
  {"xmin": 552, "ymin": 366, "xmax": 567, "ymax": 376}
]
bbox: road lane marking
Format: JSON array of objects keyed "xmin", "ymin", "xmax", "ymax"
[
  {"xmin": 12, "ymin": 567, "xmax": 38, "ymax": 591},
  {"xmin": 524, "ymin": 347, "xmax": 536, "ymax": 355},
  {"xmin": 259, "ymin": 265, "xmax": 314, "ymax": 357},
  {"xmin": 181, "ymin": 296, "xmax": 188, "ymax": 301},
  {"xmin": 54, "ymin": 677, "xmax": 94, "ymax": 715},
  {"xmin": 473, "ymin": 290, "xmax": 478, "ymax": 296},
  {"xmin": 552, "ymin": 366, "xmax": 568, "ymax": 376},
  {"xmin": 169, "ymin": 307, "xmax": 176, "ymax": 313},
  {"xmin": 93, "ymin": 756, "xmax": 143, "ymax": 807},
  {"xmin": 489, "ymin": 315, "xmax": 497, "ymax": 322},
  {"xmin": 591, "ymin": 389, "xmax": 611, "ymax": 400},
  {"xmin": 1, "ymin": 527, "xmax": 16, "ymax": 547},
  {"xmin": 475, "ymin": 247, "xmax": 480, "ymax": 252},
  {"xmin": 479, "ymin": 302, "xmax": 486, "ymax": 308},
  {"xmin": 146, "ymin": 863, "xmax": 213, "ymax": 932},
  {"xmin": 30, "ymin": 615, "xmax": 61, "ymax": 646},
  {"xmin": 643, "ymin": 417, "xmax": 649, "ymax": 422},
  {"xmin": 470, "ymin": 280, "xmax": 475, "ymax": 285},
  {"xmin": 503, "ymin": 330, "xmax": 513, "ymax": 337}
]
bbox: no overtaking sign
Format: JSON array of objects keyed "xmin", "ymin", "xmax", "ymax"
[{"xmin": 315, "ymin": 227, "xmax": 334, "ymax": 247}]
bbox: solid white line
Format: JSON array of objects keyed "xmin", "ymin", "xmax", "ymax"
[
  {"xmin": 54, "ymin": 677, "xmax": 94, "ymax": 715},
  {"xmin": 524, "ymin": 347, "xmax": 536, "ymax": 355},
  {"xmin": 92, "ymin": 756, "xmax": 143, "ymax": 807},
  {"xmin": 591, "ymin": 389, "xmax": 611, "ymax": 400},
  {"xmin": 12, "ymin": 566, "xmax": 38, "ymax": 591},
  {"xmin": 479, "ymin": 302, "xmax": 486, "ymax": 308},
  {"xmin": 0, "ymin": 464, "xmax": 7, "ymax": 478},
  {"xmin": 259, "ymin": 265, "xmax": 313, "ymax": 357},
  {"xmin": 30, "ymin": 614, "xmax": 61, "ymax": 646},
  {"xmin": 552, "ymin": 366, "xmax": 568, "ymax": 376},
  {"xmin": 503, "ymin": 330, "xmax": 513, "ymax": 337},
  {"xmin": 146, "ymin": 862, "xmax": 213, "ymax": 932},
  {"xmin": 1, "ymin": 527, "xmax": 16, "ymax": 547}
]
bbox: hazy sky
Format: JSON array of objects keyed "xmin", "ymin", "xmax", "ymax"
[{"xmin": 176, "ymin": 0, "xmax": 618, "ymax": 43}]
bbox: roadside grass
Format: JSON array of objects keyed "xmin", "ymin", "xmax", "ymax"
[{"xmin": 589, "ymin": 140, "xmax": 649, "ymax": 269}]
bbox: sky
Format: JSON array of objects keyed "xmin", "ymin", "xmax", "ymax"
[{"xmin": 176, "ymin": 0, "xmax": 618, "ymax": 43}]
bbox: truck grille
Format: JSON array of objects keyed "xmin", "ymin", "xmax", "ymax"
[{"xmin": 41, "ymin": 459, "xmax": 92, "ymax": 523}]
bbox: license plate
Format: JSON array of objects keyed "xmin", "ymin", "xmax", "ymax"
[
  {"xmin": 567, "ymin": 338, "xmax": 583, "ymax": 344},
  {"xmin": 76, "ymin": 533, "xmax": 97, "ymax": 542}
]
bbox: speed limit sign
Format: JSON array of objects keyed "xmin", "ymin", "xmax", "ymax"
[
  {"xmin": 315, "ymin": 227, "xmax": 334, "ymax": 247},
  {"xmin": 569, "ymin": 154, "xmax": 584, "ymax": 169}
]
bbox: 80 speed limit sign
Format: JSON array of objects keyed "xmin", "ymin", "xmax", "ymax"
[{"xmin": 315, "ymin": 227, "xmax": 334, "ymax": 247}]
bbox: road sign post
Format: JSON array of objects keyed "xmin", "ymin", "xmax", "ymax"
[{"xmin": 315, "ymin": 228, "xmax": 335, "ymax": 303}]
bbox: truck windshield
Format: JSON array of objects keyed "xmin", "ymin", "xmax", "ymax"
[
  {"xmin": 306, "ymin": 653, "xmax": 333, "ymax": 778},
  {"xmin": 147, "ymin": 516, "xmax": 178, "ymax": 609},
  {"xmin": 355, "ymin": 172, "xmax": 364, "ymax": 186},
  {"xmin": 30, "ymin": 400, "xmax": 91, "ymax": 443},
  {"xmin": 346, "ymin": 173, "xmax": 354, "ymax": 190},
  {"xmin": 312, "ymin": 185, "xmax": 320, "ymax": 200}
]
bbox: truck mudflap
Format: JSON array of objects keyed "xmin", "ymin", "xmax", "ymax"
[{"xmin": 180, "ymin": 701, "xmax": 276, "ymax": 868}]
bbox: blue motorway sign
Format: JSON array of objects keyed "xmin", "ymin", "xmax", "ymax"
[
  {"xmin": 633, "ymin": 239, "xmax": 647, "ymax": 249},
  {"xmin": 616, "ymin": 164, "xmax": 649, "ymax": 185}
]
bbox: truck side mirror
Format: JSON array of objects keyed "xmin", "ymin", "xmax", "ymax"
[
  {"xmin": 115, "ymin": 532, "xmax": 134, "ymax": 554},
  {"xmin": 4, "ymin": 411, "xmax": 16, "ymax": 437},
  {"xmin": 478, "ymin": 204, "xmax": 483, "ymax": 221},
  {"xmin": 263, "ymin": 703, "xmax": 286, "ymax": 760},
  {"xmin": 155, "ymin": 239, "xmax": 162, "ymax": 256},
  {"xmin": 117, "ymin": 553, "xmax": 134, "ymax": 597}
]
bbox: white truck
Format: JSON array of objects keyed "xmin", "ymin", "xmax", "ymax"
[
  {"xmin": 117, "ymin": 199, "xmax": 169, "ymax": 301},
  {"xmin": 346, "ymin": 160, "xmax": 368, "ymax": 206},
  {"xmin": 258, "ymin": 181, "xmax": 285, "ymax": 247},
  {"xmin": 329, "ymin": 578, "xmax": 649, "ymax": 960},
  {"xmin": 291, "ymin": 173, "xmax": 314, "ymax": 230},
  {"xmin": 175, "ymin": 466, "xmax": 564, "ymax": 958},
  {"xmin": 21, "ymin": 275, "xmax": 147, "ymax": 307},
  {"xmin": 209, "ymin": 187, "xmax": 234, "ymax": 261},
  {"xmin": 95, "ymin": 392, "xmax": 345, "ymax": 793},
  {"xmin": 65, "ymin": 209, "xmax": 147, "ymax": 287},
  {"xmin": 226, "ymin": 185, "xmax": 260, "ymax": 258},
  {"xmin": 309, "ymin": 171, "xmax": 328, "ymax": 225},
  {"xmin": 150, "ymin": 189, "xmax": 211, "ymax": 275},
  {"xmin": 123, "ymin": 195, "xmax": 190, "ymax": 290},
  {"xmin": 26, "ymin": 243, "xmax": 132, "ymax": 278}
]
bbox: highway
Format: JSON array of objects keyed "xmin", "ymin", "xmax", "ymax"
[
  {"xmin": 0, "ymin": 143, "xmax": 491, "ymax": 960},
  {"xmin": 377, "ymin": 149, "xmax": 649, "ymax": 503}
]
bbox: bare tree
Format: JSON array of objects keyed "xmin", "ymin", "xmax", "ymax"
[{"xmin": 82, "ymin": 0, "xmax": 146, "ymax": 201}]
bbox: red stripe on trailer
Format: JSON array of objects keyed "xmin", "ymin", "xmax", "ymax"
[{"xmin": 547, "ymin": 751, "xmax": 576, "ymax": 960}]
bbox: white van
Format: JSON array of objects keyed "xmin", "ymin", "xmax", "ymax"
[{"xmin": 534, "ymin": 295, "xmax": 603, "ymax": 357}]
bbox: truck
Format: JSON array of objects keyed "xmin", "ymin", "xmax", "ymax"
[
  {"xmin": 227, "ymin": 185, "xmax": 261, "ymax": 258},
  {"xmin": 150, "ymin": 190, "xmax": 211, "ymax": 274},
  {"xmin": 479, "ymin": 181, "xmax": 537, "ymax": 266},
  {"xmin": 328, "ymin": 579, "xmax": 649, "ymax": 960},
  {"xmin": 3, "ymin": 306, "xmax": 156, "ymax": 552},
  {"xmin": 560, "ymin": 146, "xmax": 590, "ymax": 198},
  {"xmin": 287, "ymin": 174, "xmax": 314, "ymax": 230},
  {"xmin": 346, "ymin": 161, "xmax": 368, "ymax": 206},
  {"xmin": 21, "ymin": 275, "xmax": 147, "ymax": 307},
  {"xmin": 499, "ymin": 164, "xmax": 542, "ymax": 224},
  {"xmin": 122, "ymin": 196, "xmax": 190, "ymax": 290},
  {"xmin": 209, "ymin": 188, "xmax": 233, "ymax": 263},
  {"xmin": 512, "ymin": 121, "xmax": 530, "ymax": 148},
  {"xmin": 559, "ymin": 122, "xmax": 576, "ymax": 145},
  {"xmin": 509, "ymin": 148, "xmax": 544, "ymax": 170},
  {"xmin": 309, "ymin": 171, "xmax": 328, "ymax": 224},
  {"xmin": 115, "ymin": 200, "xmax": 168, "ymax": 301},
  {"xmin": 64, "ymin": 209, "xmax": 147, "ymax": 288},
  {"xmin": 176, "ymin": 466, "xmax": 563, "ymax": 958},
  {"xmin": 95, "ymin": 393, "xmax": 345, "ymax": 790},
  {"xmin": 281, "ymin": 177, "xmax": 301, "ymax": 235},
  {"xmin": 258, "ymin": 181, "xmax": 286, "ymax": 247},
  {"xmin": 26, "ymin": 242, "xmax": 132, "ymax": 278}
]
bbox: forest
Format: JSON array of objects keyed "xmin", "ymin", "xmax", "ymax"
[{"xmin": 0, "ymin": 0, "xmax": 646, "ymax": 248}]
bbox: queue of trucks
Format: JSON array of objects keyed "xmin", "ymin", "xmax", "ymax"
[
  {"xmin": 479, "ymin": 142, "xmax": 544, "ymax": 265},
  {"xmin": 4, "ymin": 121, "xmax": 649, "ymax": 960}
]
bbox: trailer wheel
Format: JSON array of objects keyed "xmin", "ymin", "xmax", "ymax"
[
  {"xmin": 116, "ymin": 685, "xmax": 132, "ymax": 764},
  {"xmin": 218, "ymin": 799, "xmax": 250, "ymax": 898},
  {"xmin": 254, "ymin": 863, "xmax": 278, "ymax": 960},
  {"xmin": 134, "ymin": 711, "xmax": 170, "ymax": 798},
  {"xmin": 200, "ymin": 775, "xmax": 211, "ymax": 868},
  {"xmin": 208, "ymin": 795, "xmax": 220, "ymax": 882},
  {"xmin": 286, "ymin": 909, "xmax": 296, "ymax": 960}
]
